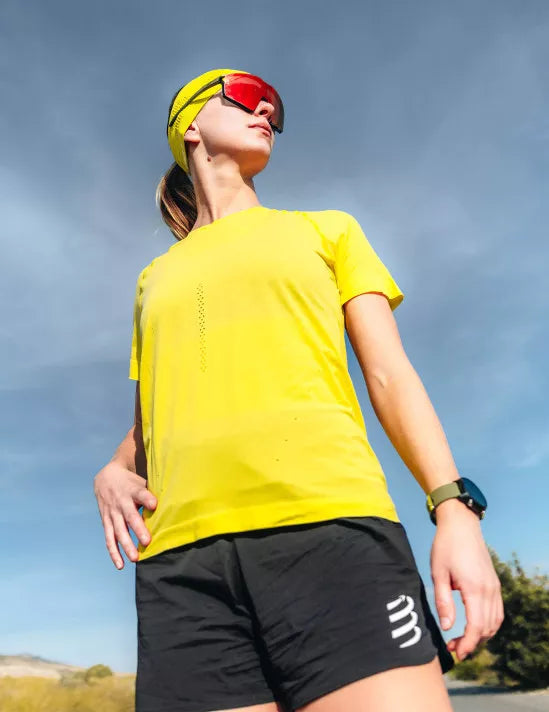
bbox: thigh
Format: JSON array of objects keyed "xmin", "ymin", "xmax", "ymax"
[
  {"xmin": 135, "ymin": 537, "xmax": 280, "ymax": 712},
  {"xmin": 234, "ymin": 516, "xmax": 455, "ymax": 712},
  {"xmin": 294, "ymin": 655, "xmax": 452, "ymax": 712}
]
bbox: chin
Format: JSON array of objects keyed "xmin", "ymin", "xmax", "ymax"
[
  {"xmin": 240, "ymin": 154, "xmax": 271, "ymax": 178},
  {"xmin": 237, "ymin": 144, "xmax": 271, "ymax": 172}
]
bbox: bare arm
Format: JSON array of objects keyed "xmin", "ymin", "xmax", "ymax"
[
  {"xmin": 343, "ymin": 292, "xmax": 477, "ymax": 524},
  {"xmin": 343, "ymin": 292, "xmax": 504, "ymax": 663},
  {"xmin": 110, "ymin": 382, "xmax": 148, "ymax": 480}
]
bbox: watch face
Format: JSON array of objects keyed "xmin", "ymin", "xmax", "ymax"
[{"xmin": 461, "ymin": 477, "xmax": 487, "ymax": 508}]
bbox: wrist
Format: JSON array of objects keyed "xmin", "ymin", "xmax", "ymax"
[{"xmin": 435, "ymin": 497, "xmax": 481, "ymax": 524}]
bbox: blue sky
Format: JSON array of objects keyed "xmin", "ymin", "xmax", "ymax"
[{"xmin": 1, "ymin": 0, "xmax": 548, "ymax": 675}]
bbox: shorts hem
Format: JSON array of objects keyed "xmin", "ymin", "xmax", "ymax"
[
  {"xmin": 136, "ymin": 690, "xmax": 278, "ymax": 712},
  {"xmin": 288, "ymin": 648, "xmax": 440, "ymax": 710}
]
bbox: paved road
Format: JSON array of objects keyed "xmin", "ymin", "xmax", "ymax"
[{"xmin": 445, "ymin": 677, "xmax": 549, "ymax": 711}]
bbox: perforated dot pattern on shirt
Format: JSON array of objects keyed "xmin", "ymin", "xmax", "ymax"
[{"xmin": 197, "ymin": 282, "xmax": 207, "ymax": 372}]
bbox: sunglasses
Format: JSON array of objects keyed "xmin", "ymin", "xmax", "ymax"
[{"xmin": 167, "ymin": 73, "xmax": 284, "ymax": 137}]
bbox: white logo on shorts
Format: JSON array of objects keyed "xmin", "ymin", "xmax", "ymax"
[{"xmin": 386, "ymin": 594, "xmax": 422, "ymax": 648}]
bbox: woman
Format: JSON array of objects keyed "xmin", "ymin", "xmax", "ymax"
[{"xmin": 94, "ymin": 68, "xmax": 504, "ymax": 712}]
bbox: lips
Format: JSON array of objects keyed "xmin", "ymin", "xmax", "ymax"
[{"xmin": 249, "ymin": 123, "xmax": 272, "ymax": 137}]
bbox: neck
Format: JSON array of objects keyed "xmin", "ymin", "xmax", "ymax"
[{"xmin": 189, "ymin": 163, "xmax": 262, "ymax": 229}]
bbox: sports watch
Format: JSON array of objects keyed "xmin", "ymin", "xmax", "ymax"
[{"xmin": 426, "ymin": 477, "xmax": 487, "ymax": 525}]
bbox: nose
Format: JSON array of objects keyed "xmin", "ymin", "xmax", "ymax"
[{"xmin": 253, "ymin": 99, "xmax": 275, "ymax": 127}]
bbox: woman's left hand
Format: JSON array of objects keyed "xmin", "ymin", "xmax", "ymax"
[{"xmin": 430, "ymin": 499, "xmax": 505, "ymax": 662}]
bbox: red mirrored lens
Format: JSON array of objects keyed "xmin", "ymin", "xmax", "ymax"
[{"xmin": 223, "ymin": 73, "xmax": 284, "ymax": 132}]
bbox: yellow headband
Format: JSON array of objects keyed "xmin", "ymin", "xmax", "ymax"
[{"xmin": 167, "ymin": 68, "xmax": 251, "ymax": 174}]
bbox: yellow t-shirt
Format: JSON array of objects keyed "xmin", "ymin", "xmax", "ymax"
[{"xmin": 129, "ymin": 206, "xmax": 404, "ymax": 561}]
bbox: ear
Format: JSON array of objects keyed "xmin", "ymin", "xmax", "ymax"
[{"xmin": 183, "ymin": 121, "xmax": 201, "ymax": 145}]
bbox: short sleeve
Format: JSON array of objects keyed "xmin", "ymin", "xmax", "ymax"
[
  {"xmin": 334, "ymin": 212, "xmax": 404, "ymax": 311},
  {"xmin": 128, "ymin": 270, "xmax": 144, "ymax": 381}
]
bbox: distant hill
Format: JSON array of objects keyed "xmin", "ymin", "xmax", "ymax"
[{"xmin": 0, "ymin": 654, "xmax": 132, "ymax": 679}]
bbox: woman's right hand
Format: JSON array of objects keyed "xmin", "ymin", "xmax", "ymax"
[{"xmin": 93, "ymin": 460, "xmax": 158, "ymax": 569}]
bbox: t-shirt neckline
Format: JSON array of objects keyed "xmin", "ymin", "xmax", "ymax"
[{"xmin": 169, "ymin": 205, "xmax": 269, "ymax": 249}]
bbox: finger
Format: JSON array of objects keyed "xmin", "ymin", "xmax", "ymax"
[
  {"xmin": 433, "ymin": 572, "xmax": 455, "ymax": 631},
  {"xmin": 483, "ymin": 583, "xmax": 498, "ymax": 643},
  {"xmin": 103, "ymin": 513, "xmax": 124, "ymax": 570},
  {"xmin": 474, "ymin": 577, "xmax": 500, "ymax": 647},
  {"xmin": 498, "ymin": 590, "xmax": 506, "ymax": 628},
  {"xmin": 486, "ymin": 580, "xmax": 504, "ymax": 641},
  {"xmin": 111, "ymin": 510, "xmax": 140, "ymax": 563},
  {"xmin": 456, "ymin": 589, "xmax": 485, "ymax": 660},
  {"xmin": 497, "ymin": 594, "xmax": 506, "ymax": 637},
  {"xmin": 472, "ymin": 580, "xmax": 492, "ymax": 648},
  {"xmin": 123, "ymin": 502, "xmax": 152, "ymax": 547},
  {"xmin": 134, "ymin": 486, "xmax": 157, "ymax": 511},
  {"xmin": 447, "ymin": 582, "xmax": 502, "ymax": 656}
]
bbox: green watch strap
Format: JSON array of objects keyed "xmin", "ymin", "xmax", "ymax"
[{"xmin": 429, "ymin": 481, "xmax": 461, "ymax": 508}]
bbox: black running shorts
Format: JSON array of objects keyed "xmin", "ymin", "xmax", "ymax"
[{"xmin": 135, "ymin": 516, "xmax": 455, "ymax": 712}]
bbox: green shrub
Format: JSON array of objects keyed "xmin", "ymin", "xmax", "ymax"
[
  {"xmin": 448, "ymin": 548, "xmax": 548, "ymax": 690},
  {"xmin": 487, "ymin": 549, "xmax": 549, "ymax": 690},
  {"xmin": 84, "ymin": 664, "xmax": 113, "ymax": 683}
]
